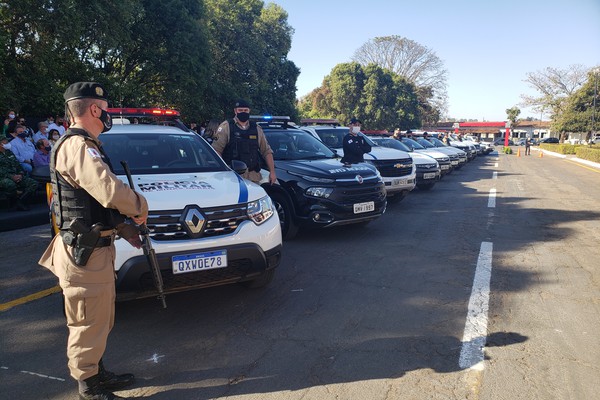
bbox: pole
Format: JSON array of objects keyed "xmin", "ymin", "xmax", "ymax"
[{"xmin": 593, "ymin": 69, "xmax": 598, "ymax": 140}]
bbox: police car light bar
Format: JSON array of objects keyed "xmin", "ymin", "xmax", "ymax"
[
  {"xmin": 250, "ymin": 115, "xmax": 290, "ymax": 122},
  {"xmin": 107, "ymin": 108, "xmax": 181, "ymax": 117},
  {"xmin": 300, "ymin": 118, "xmax": 340, "ymax": 126}
]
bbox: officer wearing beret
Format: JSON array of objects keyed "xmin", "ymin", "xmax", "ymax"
[
  {"xmin": 211, "ymin": 99, "xmax": 277, "ymax": 184},
  {"xmin": 38, "ymin": 82, "xmax": 149, "ymax": 400},
  {"xmin": 341, "ymin": 117, "xmax": 371, "ymax": 166}
]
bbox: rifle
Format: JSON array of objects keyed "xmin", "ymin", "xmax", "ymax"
[{"xmin": 120, "ymin": 160, "xmax": 167, "ymax": 309}]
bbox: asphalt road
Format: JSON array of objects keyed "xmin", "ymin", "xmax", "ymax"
[{"xmin": 1, "ymin": 148, "xmax": 599, "ymax": 400}]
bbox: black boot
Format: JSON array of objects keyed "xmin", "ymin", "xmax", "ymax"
[
  {"xmin": 98, "ymin": 359, "xmax": 135, "ymax": 391},
  {"xmin": 78, "ymin": 374, "xmax": 127, "ymax": 400}
]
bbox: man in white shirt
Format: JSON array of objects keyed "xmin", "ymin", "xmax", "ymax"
[
  {"xmin": 33, "ymin": 121, "xmax": 50, "ymax": 143},
  {"xmin": 47, "ymin": 115, "xmax": 66, "ymax": 136},
  {"xmin": 9, "ymin": 125, "xmax": 36, "ymax": 174}
]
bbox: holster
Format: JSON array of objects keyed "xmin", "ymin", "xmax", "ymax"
[{"xmin": 62, "ymin": 219, "xmax": 104, "ymax": 267}]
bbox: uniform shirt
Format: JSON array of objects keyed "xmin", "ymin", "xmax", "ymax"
[
  {"xmin": 0, "ymin": 149, "xmax": 23, "ymax": 178},
  {"xmin": 39, "ymin": 129, "xmax": 148, "ymax": 284},
  {"xmin": 9, "ymin": 137, "xmax": 36, "ymax": 163},
  {"xmin": 341, "ymin": 133, "xmax": 371, "ymax": 164},
  {"xmin": 211, "ymin": 120, "xmax": 273, "ymax": 182}
]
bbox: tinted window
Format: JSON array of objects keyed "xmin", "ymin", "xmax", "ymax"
[
  {"xmin": 372, "ymin": 137, "xmax": 412, "ymax": 152},
  {"xmin": 101, "ymin": 133, "xmax": 227, "ymax": 174},
  {"xmin": 311, "ymin": 127, "xmax": 348, "ymax": 148},
  {"xmin": 264, "ymin": 129, "xmax": 337, "ymax": 160}
]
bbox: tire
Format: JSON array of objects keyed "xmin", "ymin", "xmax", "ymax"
[
  {"xmin": 269, "ymin": 191, "xmax": 299, "ymax": 240},
  {"xmin": 241, "ymin": 268, "xmax": 275, "ymax": 289}
]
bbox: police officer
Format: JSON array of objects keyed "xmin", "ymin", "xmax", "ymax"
[
  {"xmin": 341, "ymin": 118, "xmax": 371, "ymax": 166},
  {"xmin": 38, "ymin": 82, "xmax": 149, "ymax": 400},
  {"xmin": 211, "ymin": 99, "xmax": 276, "ymax": 184}
]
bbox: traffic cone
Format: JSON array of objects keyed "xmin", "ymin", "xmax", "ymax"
[
  {"xmin": 539, "ymin": 151, "xmax": 543, "ymax": 158},
  {"xmin": 517, "ymin": 148, "xmax": 521, "ymax": 157}
]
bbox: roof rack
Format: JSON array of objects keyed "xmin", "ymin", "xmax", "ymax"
[{"xmin": 300, "ymin": 118, "xmax": 340, "ymax": 126}]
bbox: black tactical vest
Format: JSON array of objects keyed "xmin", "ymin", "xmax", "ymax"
[
  {"xmin": 50, "ymin": 128, "xmax": 121, "ymax": 230},
  {"xmin": 221, "ymin": 119, "xmax": 261, "ymax": 172}
]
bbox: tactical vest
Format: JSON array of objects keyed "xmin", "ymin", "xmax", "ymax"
[
  {"xmin": 221, "ymin": 120, "xmax": 261, "ymax": 172},
  {"xmin": 50, "ymin": 128, "xmax": 121, "ymax": 230}
]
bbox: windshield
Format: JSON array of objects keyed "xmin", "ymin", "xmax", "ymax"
[
  {"xmin": 421, "ymin": 137, "xmax": 443, "ymax": 148},
  {"xmin": 371, "ymin": 137, "xmax": 412, "ymax": 152},
  {"xmin": 264, "ymin": 129, "xmax": 337, "ymax": 160},
  {"xmin": 401, "ymin": 138, "xmax": 426, "ymax": 150},
  {"xmin": 100, "ymin": 132, "xmax": 227, "ymax": 174},
  {"xmin": 310, "ymin": 127, "xmax": 347, "ymax": 148}
]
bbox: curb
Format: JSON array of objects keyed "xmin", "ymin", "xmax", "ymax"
[{"xmin": 534, "ymin": 148, "xmax": 600, "ymax": 170}]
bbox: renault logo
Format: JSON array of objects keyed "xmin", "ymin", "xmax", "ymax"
[
  {"xmin": 183, "ymin": 207, "xmax": 206, "ymax": 235},
  {"xmin": 355, "ymin": 175, "xmax": 364, "ymax": 184}
]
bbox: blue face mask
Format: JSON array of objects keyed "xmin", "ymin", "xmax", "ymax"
[{"xmin": 45, "ymin": 146, "xmax": 52, "ymax": 152}]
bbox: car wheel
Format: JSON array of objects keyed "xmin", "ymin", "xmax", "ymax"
[
  {"xmin": 269, "ymin": 192, "xmax": 299, "ymax": 240},
  {"xmin": 241, "ymin": 268, "xmax": 275, "ymax": 289},
  {"xmin": 417, "ymin": 182, "xmax": 435, "ymax": 191}
]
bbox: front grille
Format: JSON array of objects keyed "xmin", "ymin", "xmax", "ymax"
[
  {"xmin": 337, "ymin": 182, "xmax": 386, "ymax": 205},
  {"xmin": 371, "ymin": 158, "xmax": 413, "ymax": 177},
  {"xmin": 147, "ymin": 204, "xmax": 249, "ymax": 241},
  {"xmin": 416, "ymin": 163, "xmax": 438, "ymax": 172}
]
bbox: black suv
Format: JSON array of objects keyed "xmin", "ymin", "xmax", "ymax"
[{"xmin": 253, "ymin": 116, "xmax": 387, "ymax": 240}]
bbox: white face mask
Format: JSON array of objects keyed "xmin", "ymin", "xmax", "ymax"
[
  {"xmin": 2, "ymin": 142, "xmax": 12, "ymax": 150},
  {"xmin": 351, "ymin": 126, "xmax": 361, "ymax": 134}
]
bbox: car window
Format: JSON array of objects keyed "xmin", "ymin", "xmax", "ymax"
[
  {"xmin": 372, "ymin": 138, "xmax": 412, "ymax": 152},
  {"xmin": 101, "ymin": 133, "xmax": 227, "ymax": 174},
  {"xmin": 311, "ymin": 127, "xmax": 348, "ymax": 148},
  {"xmin": 264, "ymin": 129, "xmax": 336, "ymax": 160},
  {"xmin": 427, "ymin": 138, "xmax": 446, "ymax": 147},
  {"xmin": 402, "ymin": 138, "xmax": 427, "ymax": 150}
]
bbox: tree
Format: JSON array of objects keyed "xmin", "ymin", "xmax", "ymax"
[
  {"xmin": 352, "ymin": 35, "xmax": 448, "ymax": 119},
  {"xmin": 553, "ymin": 69, "xmax": 600, "ymax": 141},
  {"xmin": 298, "ymin": 62, "xmax": 421, "ymax": 130}
]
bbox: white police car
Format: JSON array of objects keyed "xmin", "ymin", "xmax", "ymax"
[{"xmin": 50, "ymin": 108, "xmax": 283, "ymax": 301}]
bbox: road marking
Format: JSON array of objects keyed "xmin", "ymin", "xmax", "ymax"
[
  {"xmin": 492, "ymin": 172, "xmax": 497, "ymax": 180},
  {"xmin": 459, "ymin": 241, "xmax": 494, "ymax": 370},
  {"xmin": 494, "ymin": 163, "xmax": 498, "ymax": 168},
  {"xmin": 564, "ymin": 159, "xmax": 600, "ymax": 173},
  {"xmin": 147, "ymin": 353, "xmax": 165, "ymax": 363},
  {"xmin": 487, "ymin": 189, "xmax": 496, "ymax": 208},
  {"xmin": 0, "ymin": 285, "xmax": 61, "ymax": 312},
  {"xmin": 0, "ymin": 366, "xmax": 65, "ymax": 382}
]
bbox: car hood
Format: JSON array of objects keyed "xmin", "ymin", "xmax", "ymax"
[
  {"xmin": 414, "ymin": 149, "xmax": 450, "ymax": 160},
  {"xmin": 409, "ymin": 152, "xmax": 438, "ymax": 165},
  {"xmin": 117, "ymin": 171, "xmax": 265, "ymax": 209},
  {"xmin": 276, "ymin": 158, "xmax": 378, "ymax": 180},
  {"xmin": 335, "ymin": 146, "xmax": 411, "ymax": 161}
]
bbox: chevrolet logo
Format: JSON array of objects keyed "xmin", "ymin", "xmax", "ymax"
[
  {"xmin": 394, "ymin": 163, "xmax": 409, "ymax": 169},
  {"xmin": 183, "ymin": 207, "xmax": 206, "ymax": 235}
]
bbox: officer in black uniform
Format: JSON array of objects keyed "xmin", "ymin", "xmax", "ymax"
[
  {"xmin": 341, "ymin": 117, "xmax": 371, "ymax": 166},
  {"xmin": 211, "ymin": 99, "xmax": 276, "ymax": 184}
]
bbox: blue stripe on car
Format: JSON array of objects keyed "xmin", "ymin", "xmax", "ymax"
[{"xmin": 236, "ymin": 174, "xmax": 248, "ymax": 203}]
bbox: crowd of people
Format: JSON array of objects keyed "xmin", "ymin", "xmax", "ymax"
[{"xmin": 1, "ymin": 110, "xmax": 66, "ymax": 211}]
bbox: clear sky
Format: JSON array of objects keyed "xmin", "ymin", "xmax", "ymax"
[{"xmin": 269, "ymin": 0, "xmax": 600, "ymax": 122}]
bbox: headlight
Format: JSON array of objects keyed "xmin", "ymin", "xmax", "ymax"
[
  {"xmin": 247, "ymin": 195, "xmax": 275, "ymax": 225},
  {"xmin": 305, "ymin": 187, "xmax": 333, "ymax": 198}
]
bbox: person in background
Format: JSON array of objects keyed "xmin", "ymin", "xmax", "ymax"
[
  {"xmin": 340, "ymin": 117, "xmax": 371, "ymax": 166},
  {"xmin": 48, "ymin": 128, "xmax": 61, "ymax": 147},
  {"xmin": 17, "ymin": 116, "xmax": 35, "ymax": 138},
  {"xmin": 47, "ymin": 114, "xmax": 66, "ymax": 136},
  {"xmin": 202, "ymin": 119, "xmax": 221, "ymax": 144},
  {"xmin": 33, "ymin": 138, "xmax": 51, "ymax": 167},
  {"xmin": 3, "ymin": 110, "xmax": 17, "ymax": 138},
  {"xmin": 212, "ymin": 99, "xmax": 276, "ymax": 184},
  {"xmin": 9, "ymin": 124, "xmax": 36, "ymax": 174},
  {"xmin": 525, "ymin": 137, "xmax": 531, "ymax": 155},
  {"xmin": 33, "ymin": 121, "xmax": 50, "ymax": 143},
  {"xmin": 0, "ymin": 134, "xmax": 38, "ymax": 211}
]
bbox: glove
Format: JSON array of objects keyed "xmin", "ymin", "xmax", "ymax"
[{"xmin": 116, "ymin": 222, "xmax": 142, "ymax": 249}]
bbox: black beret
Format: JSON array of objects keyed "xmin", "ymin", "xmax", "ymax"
[
  {"xmin": 63, "ymin": 82, "xmax": 109, "ymax": 103},
  {"xmin": 234, "ymin": 99, "xmax": 250, "ymax": 108}
]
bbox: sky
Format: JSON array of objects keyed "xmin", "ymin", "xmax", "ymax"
[{"xmin": 269, "ymin": 0, "xmax": 600, "ymax": 122}]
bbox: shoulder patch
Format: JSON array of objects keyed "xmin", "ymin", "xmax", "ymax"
[
  {"xmin": 217, "ymin": 126, "xmax": 223, "ymax": 132},
  {"xmin": 87, "ymin": 148, "xmax": 102, "ymax": 159}
]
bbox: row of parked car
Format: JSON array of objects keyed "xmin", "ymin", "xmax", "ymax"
[{"xmin": 47, "ymin": 109, "xmax": 493, "ymax": 304}]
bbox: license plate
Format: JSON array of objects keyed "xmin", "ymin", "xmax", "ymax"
[
  {"xmin": 451, "ymin": 160, "xmax": 459, "ymax": 165},
  {"xmin": 172, "ymin": 250, "xmax": 227, "ymax": 275},
  {"xmin": 423, "ymin": 172, "xmax": 436, "ymax": 179},
  {"xmin": 354, "ymin": 201, "xmax": 375, "ymax": 214},
  {"xmin": 392, "ymin": 179, "xmax": 407, "ymax": 186},
  {"xmin": 441, "ymin": 165, "xmax": 450, "ymax": 170}
]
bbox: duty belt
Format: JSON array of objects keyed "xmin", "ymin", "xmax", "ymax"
[{"xmin": 60, "ymin": 229, "xmax": 116, "ymax": 248}]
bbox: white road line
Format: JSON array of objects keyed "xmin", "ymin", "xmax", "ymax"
[
  {"xmin": 459, "ymin": 241, "xmax": 494, "ymax": 370},
  {"xmin": 488, "ymin": 189, "xmax": 496, "ymax": 208},
  {"xmin": 20, "ymin": 370, "xmax": 65, "ymax": 382},
  {"xmin": 494, "ymin": 163, "xmax": 498, "ymax": 168},
  {"xmin": 493, "ymin": 172, "xmax": 497, "ymax": 180}
]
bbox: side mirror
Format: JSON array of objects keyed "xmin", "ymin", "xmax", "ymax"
[{"xmin": 231, "ymin": 160, "xmax": 248, "ymax": 175}]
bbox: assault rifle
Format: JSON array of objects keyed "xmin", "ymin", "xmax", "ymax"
[{"xmin": 120, "ymin": 160, "xmax": 167, "ymax": 308}]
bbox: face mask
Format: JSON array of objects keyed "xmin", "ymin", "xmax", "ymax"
[
  {"xmin": 52, "ymin": 135, "xmax": 60, "ymax": 140},
  {"xmin": 2, "ymin": 142, "xmax": 11, "ymax": 150},
  {"xmin": 8, "ymin": 113, "xmax": 15, "ymax": 119},
  {"xmin": 236, "ymin": 112, "xmax": 250, "ymax": 123},
  {"xmin": 351, "ymin": 126, "xmax": 361, "ymax": 134},
  {"xmin": 17, "ymin": 132, "xmax": 28, "ymax": 139},
  {"xmin": 45, "ymin": 146, "xmax": 52, "ymax": 152},
  {"xmin": 99, "ymin": 109, "xmax": 112, "ymax": 132}
]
